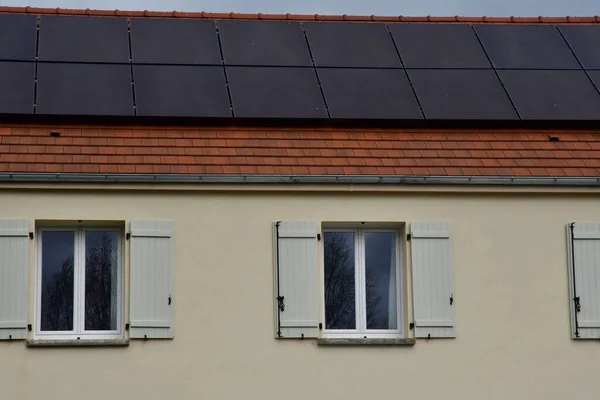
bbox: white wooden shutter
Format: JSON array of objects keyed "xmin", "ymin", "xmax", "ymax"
[
  {"xmin": 129, "ymin": 220, "xmax": 174, "ymax": 339},
  {"xmin": 0, "ymin": 220, "xmax": 30, "ymax": 340},
  {"xmin": 567, "ymin": 222, "xmax": 600, "ymax": 339},
  {"xmin": 274, "ymin": 221, "xmax": 320, "ymax": 338},
  {"xmin": 410, "ymin": 221, "xmax": 455, "ymax": 338}
]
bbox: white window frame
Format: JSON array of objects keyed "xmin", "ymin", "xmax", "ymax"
[
  {"xmin": 34, "ymin": 226, "xmax": 124, "ymax": 340},
  {"xmin": 321, "ymin": 227, "xmax": 404, "ymax": 339}
]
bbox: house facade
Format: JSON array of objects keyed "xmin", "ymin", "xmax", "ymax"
[{"xmin": 1, "ymin": 7, "xmax": 600, "ymax": 400}]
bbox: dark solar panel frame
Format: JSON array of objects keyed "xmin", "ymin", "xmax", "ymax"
[
  {"xmin": 133, "ymin": 65, "xmax": 231, "ymax": 118},
  {"xmin": 0, "ymin": 14, "xmax": 38, "ymax": 62},
  {"xmin": 558, "ymin": 26, "xmax": 600, "ymax": 70},
  {"xmin": 474, "ymin": 25, "xmax": 581, "ymax": 70},
  {"xmin": 408, "ymin": 69, "xmax": 519, "ymax": 120},
  {"xmin": 226, "ymin": 66, "xmax": 328, "ymax": 119},
  {"xmin": 497, "ymin": 69, "xmax": 600, "ymax": 120},
  {"xmin": 303, "ymin": 22, "xmax": 402, "ymax": 68},
  {"xmin": 390, "ymin": 24, "xmax": 492, "ymax": 69},
  {"xmin": 36, "ymin": 63, "xmax": 134, "ymax": 116},
  {"xmin": 317, "ymin": 68, "xmax": 423, "ymax": 120},
  {"xmin": 0, "ymin": 61, "xmax": 35, "ymax": 115},
  {"xmin": 218, "ymin": 20, "xmax": 312, "ymax": 67},
  {"xmin": 130, "ymin": 18, "xmax": 222, "ymax": 65},
  {"xmin": 38, "ymin": 16, "xmax": 130, "ymax": 63}
]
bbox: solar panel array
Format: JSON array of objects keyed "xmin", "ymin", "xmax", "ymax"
[{"xmin": 1, "ymin": 14, "xmax": 600, "ymax": 121}]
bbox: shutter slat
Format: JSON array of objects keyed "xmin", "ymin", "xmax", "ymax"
[
  {"xmin": 414, "ymin": 319, "xmax": 454, "ymax": 327},
  {"xmin": 410, "ymin": 221, "xmax": 455, "ymax": 338},
  {"xmin": 0, "ymin": 220, "xmax": 29, "ymax": 340},
  {"xmin": 129, "ymin": 220, "xmax": 174, "ymax": 339},
  {"xmin": 569, "ymin": 222, "xmax": 600, "ymax": 339},
  {"xmin": 275, "ymin": 221, "xmax": 319, "ymax": 338},
  {"xmin": 129, "ymin": 320, "xmax": 172, "ymax": 328}
]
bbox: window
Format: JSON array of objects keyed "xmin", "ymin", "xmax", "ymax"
[
  {"xmin": 273, "ymin": 220, "xmax": 454, "ymax": 340},
  {"xmin": 322, "ymin": 228, "xmax": 402, "ymax": 338},
  {"xmin": 35, "ymin": 227, "xmax": 123, "ymax": 340}
]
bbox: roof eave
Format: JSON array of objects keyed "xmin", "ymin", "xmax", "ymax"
[{"xmin": 0, "ymin": 173, "xmax": 598, "ymax": 186}]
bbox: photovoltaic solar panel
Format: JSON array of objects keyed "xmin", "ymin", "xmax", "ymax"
[
  {"xmin": 134, "ymin": 65, "xmax": 231, "ymax": 118},
  {"xmin": 408, "ymin": 69, "xmax": 518, "ymax": 120},
  {"xmin": 218, "ymin": 20, "xmax": 312, "ymax": 67},
  {"xmin": 588, "ymin": 71, "xmax": 600, "ymax": 90},
  {"xmin": 130, "ymin": 19, "xmax": 221, "ymax": 65},
  {"xmin": 0, "ymin": 14, "xmax": 37, "ymax": 62},
  {"xmin": 37, "ymin": 63, "xmax": 133, "ymax": 116},
  {"xmin": 390, "ymin": 24, "xmax": 491, "ymax": 69},
  {"xmin": 38, "ymin": 16, "xmax": 129, "ymax": 63},
  {"xmin": 474, "ymin": 25, "xmax": 580, "ymax": 70},
  {"xmin": 318, "ymin": 68, "xmax": 422, "ymax": 119},
  {"xmin": 226, "ymin": 67, "xmax": 328, "ymax": 119},
  {"xmin": 304, "ymin": 22, "xmax": 401, "ymax": 68},
  {"xmin": 559, "ymin": 26, "xmax": 600, "ymax": 70},
  {"xmin": 497, "ymin": 70, "xmax": 600, "ymax": 120},
  {"xmin": 0, "ymin": 62, "xmax": 34, "ymax": 114}
]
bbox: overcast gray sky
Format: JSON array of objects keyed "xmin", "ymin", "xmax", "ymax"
[{"xmin": 4, "ymin": 0, "xmax": 600, "ymax": 17}]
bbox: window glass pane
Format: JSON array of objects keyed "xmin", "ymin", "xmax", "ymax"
[
  {"xmin": 85, "ymin": 231, "xmax": 119, "ymax": 331},
  {"xmin": 41, "ymin": 231, "xmax": 75, "ymax": 331},
  {"xmin": 365, "ymin": 232, "xmax": 398, "ymax": 330},
  {"xmin": 324, "ymin": 232, "xmax": 356, "ymax": 329}
]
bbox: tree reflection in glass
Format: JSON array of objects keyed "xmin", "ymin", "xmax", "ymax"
[
  {"xmin": 85, "ymin": 231, "xmax": 118, "ymax": 331},
  {"xmin": 365, "ymin": 232, "xmax": 397, "ymax": 330},
  {"xmin": 324, "ymin": 230, "xmax": 397, "ymax": 332},
  {"xmin": 324, "ymin": 232, "xmax": 356, "ymax": 329},
  {"xmin": 41, "ymin": 231, "xmax": 75, "ymax": 331}
]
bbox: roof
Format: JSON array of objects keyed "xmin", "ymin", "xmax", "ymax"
[
  {"xmin": 1, "ymin": 8, "xmax": 599, "ymax": 185},
  {"xmin": 2, "ymin": 6, "xmax": 600, "ymax": 126},
  {"xmin": 1, "ymin": 6, "xmax": 600, "ymax": 23},
  {"xmin": 1, "ymin": 125, "xmax": 598, "ymax": 179}
]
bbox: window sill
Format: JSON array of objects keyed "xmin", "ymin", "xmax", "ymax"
[
  {"xmin": 317, "ymin": 338, "xmax": 416, "ymax": 346},
  {"xmin": 26, "ymin": 339, "xmax": 129, "ymax": 347}
]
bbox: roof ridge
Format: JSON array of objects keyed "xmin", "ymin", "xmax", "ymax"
[{"xmin": 1, "ymin": 6, "xmax": 600, "ymax": 24}]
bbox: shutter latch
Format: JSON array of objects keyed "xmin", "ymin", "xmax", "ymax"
[
  {"xmin": 450, "ymin": 294, "xmax": 454, "ymax": 305},
  {"xmin": 168, "ymin": 295, "xmax": 172, "ymax": 305},
  {"xmin": 276, "ymin": 295, "xmax": 285, "ymax": 312},
  {"xmin": 574, "ymin": 296, "xmax": 581, "ymax": 312}
]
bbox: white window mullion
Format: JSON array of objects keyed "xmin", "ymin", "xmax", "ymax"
[
  {"xmin": 76, "ymin": 228, "xmax": 84, "ymax": 336},
  {"xmin": 354, "ymin": 230, "xmax": 363, "ymax": 333},
  {"xmin": 357, "ymin": 230, "xmax": 366, "ymax": 334}
]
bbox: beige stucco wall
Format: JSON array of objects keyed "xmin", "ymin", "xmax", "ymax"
[{"xmin": 1, "ymin": 185, "xmax": 599, "ymax": 400}]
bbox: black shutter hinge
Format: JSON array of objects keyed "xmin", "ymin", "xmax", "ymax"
[
  {"xmin": 409, "ymin": 322, "xmax": 414, "ymax": 330},
  {"xmin": 407, "ymin": 233, "xmax": 411, "ymax": 241},
  {"xmin": 317, "ymin": 233, "xmax": 321, "ymax": 241},
  {"xmin": 276, "ymin": 295, "xmax": 285, "ymax": 312},
  {"xmin": 574, "ymin": 296, "xmax": 581, "ymax": 312},
  {"xmin": 450, "ymin": 294, "xmax": 454, "ymax": 305},
  {"xmin": 126, "ymin": 232, "xmax": 131, "ymax": 240},
  {"xmin": 29, "ymin": 232, "xmax": 34, "ymax": 240},
  {"xmin": 125, "ymin": 323, "xmax": 129, "ymax": 331},
  {"xmin": 27, "ymin": 324, "xmax": 32, "ymax": 331},
  {"xmin": 168, "ymin": 295, "xmax": 172, "ymax": 305},
  {"xmin": 319, "ymin": 322, "xmax": 323, "ymax": 330}
]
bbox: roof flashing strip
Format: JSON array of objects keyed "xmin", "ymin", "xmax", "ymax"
[{"xmin": 0, "ymin": 173, "xmax": 599, "ymax": 186}]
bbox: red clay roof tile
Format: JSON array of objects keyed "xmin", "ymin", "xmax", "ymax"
[
  {"xmin": 0, "ymin": 124, "xmax": 599, "ymax": 177},
  {"xmin": 1, "ymin": 6, "xmax": 599, "ymax": 24}
]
